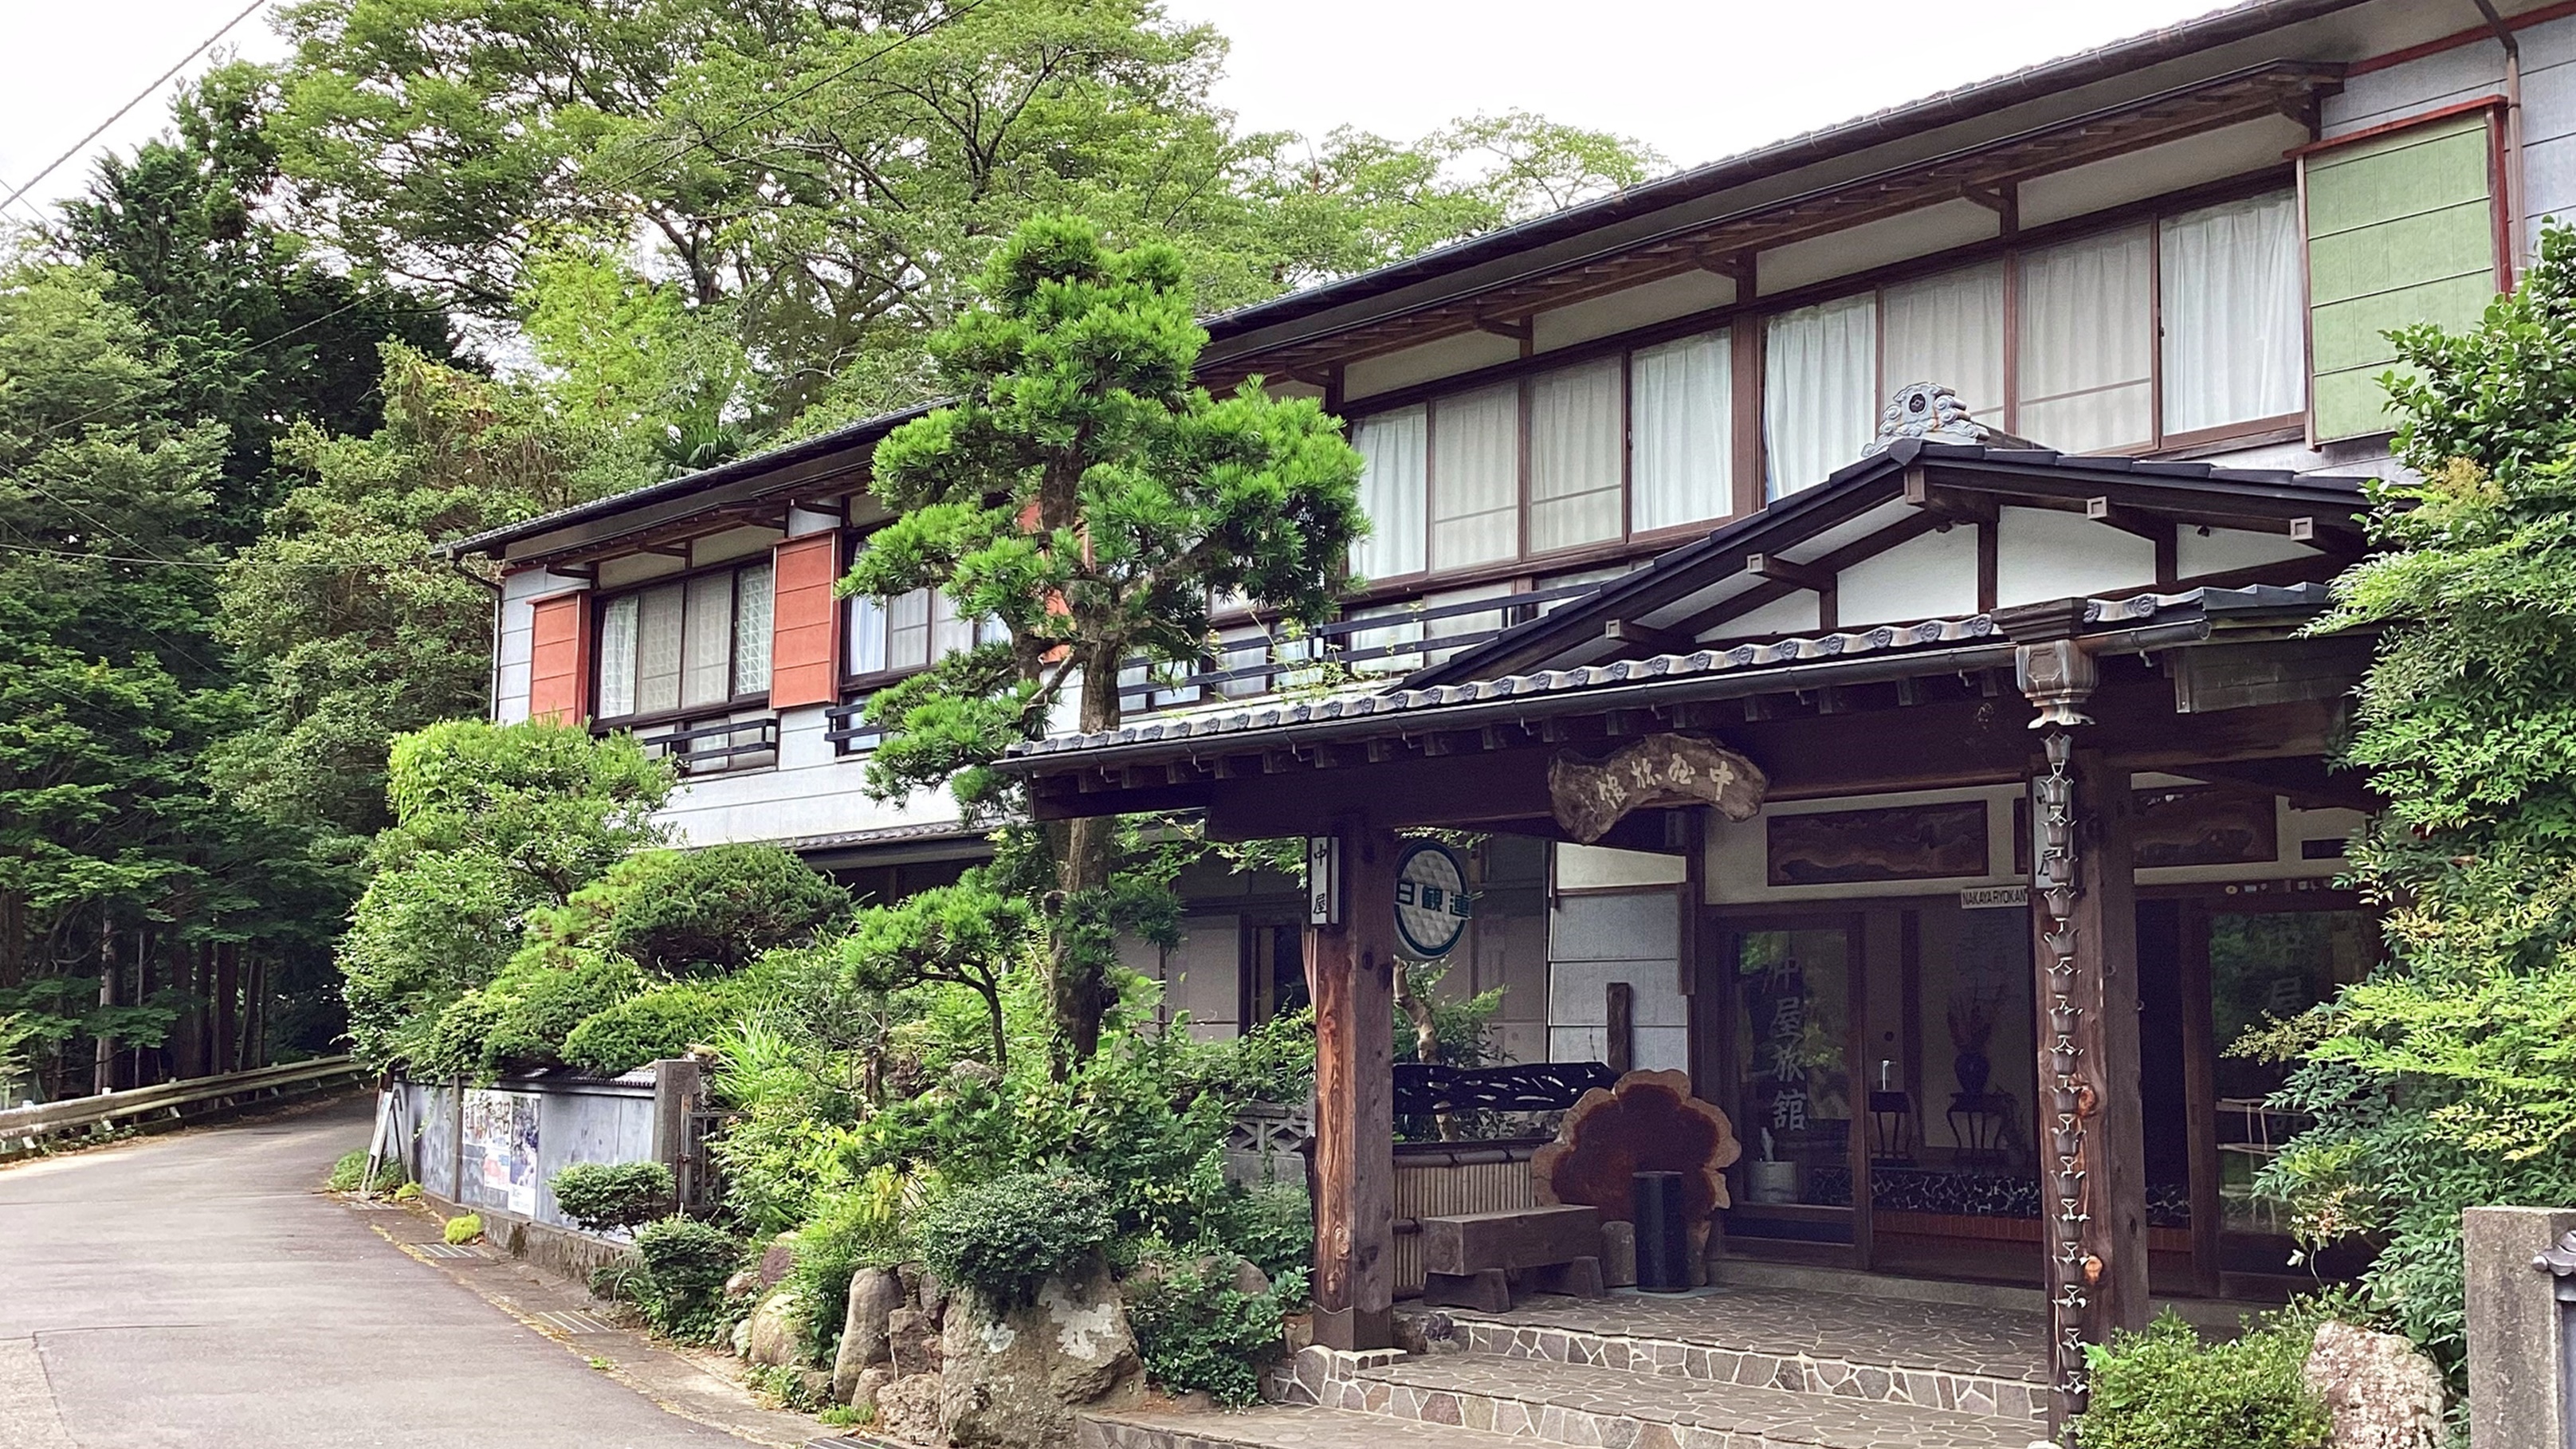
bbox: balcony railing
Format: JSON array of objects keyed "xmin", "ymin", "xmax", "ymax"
[
  {"xmin": 823, "ymin": 698, "xmax": 884, "ymax": 756},
  {"xmin": 1117, "ymin": 579, "xmax": 1604, "ymax": 715},
  {"xmin": 637, "ymin": 714, "xmax": 779, "ymax": 776}
]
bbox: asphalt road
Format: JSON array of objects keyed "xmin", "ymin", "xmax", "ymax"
[{"xmin": 0, "ymin": 1094, "xmax": 747, "ymax": 1449}]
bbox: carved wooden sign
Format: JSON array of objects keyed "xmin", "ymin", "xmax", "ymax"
[
  {"xmin": 1547, "ymin": 733, "xmax": 1766, "ymax": 844},
  {"xmin": 1532, "ymin": 1069, "xmax": 1744, "ymax": 1223}
]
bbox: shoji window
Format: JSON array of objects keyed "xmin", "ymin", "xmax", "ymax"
[
  {"xmin": 2160, "ymin": 191, "xmax": 2304, "ymax": 437},
  {"xmin": 1764, "ymin": 293, "xmax": 1879, "ymax": 501},
  {"xmin": 1349, "ymin": 406, "xmax": 1427, "ymax": 582},
  {"xmin": 2017, "ymin": 226, "xmax": 2154, "ymax": 454},
  {"xmin": 1526, "ymin": 357, "xmax": 1624, "ymax": 554},
  {"xmin": 1629, "ymin": 329, "xmax": 1731, "ymax": 532},
  {"xmin": 1429, "ymin": 384, "xmax": 1521, "ymax": 569},
  {"xmin": 1882, "ymin": 261, "xmax": 2006, "ymax": 422},
  {"xmin": 595, "ymin": 560, "xmax": 772, "ymax": 721}
]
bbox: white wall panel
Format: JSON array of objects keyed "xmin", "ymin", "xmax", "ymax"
[
  {"xmin": 1700, "ymin": 588, "xmax": 1820, "ymax": 642},
  {"xmin": 1345, "ymin": 330, "xmax": 1522, "ymax": 402},
  {"xmin": 1835, "ymin": 524, "xmax": 1980, "ymax": 626},
  {"xmin": 1534, "ymin": 271, "xmax": 1734, "ymax": 354},
  {"xmin": 1757, "ymin": 198, "xmax": 1997, "ymax": 296},
  {"xmin": 1993, "ymin": 506, "xmax": 2155, "ymax": 607},
  {"xmin": 2175, "ymin": 525, "xmax": 2319, "ymax": 579}
]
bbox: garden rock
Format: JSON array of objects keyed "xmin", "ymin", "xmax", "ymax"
[
  {"xmin": 844, "ymin": 1364, "xmax": 896, "ymax": 1416},
  {"xmin": 2303, "ymin": 1321, "xmax": 2444, "ymax": 1449},
  {"xmin": 938, "ymin": 1269, "xmax": 1142, "ymax": 1449},
  {"xmin": 756, "ymin": 1231, "xmax": 799, "ymax": 1288},
  {"xmin": 746, "ymin": 1288, "xmax": 805, "ymax": 1369},
  {"xmin": 730, "ymin": 1317, "xmax": 752, "ymax": 1357},
  {"xmin": 833, "ymin": 1266, "xmax": 905, "ymax": 1400},
  {"xmin": 875, "ymin": 1371, "xmax": 945, "ymax": 1446},
  {"xmin": 889, "ymin": 1306, "xmax": 944, "ymax": 1377}
]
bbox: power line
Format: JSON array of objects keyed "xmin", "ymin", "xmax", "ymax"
[
  {"xmin": 0, "ymin": 0, "xmax": 274, "ymax": 222},
  {"xmin": 0, "ymin": 540, "xmax": 232, "ymax": 568},
  {"xmin": 14, "ymin": 0, "xmax": 991, "ymax": 451}
]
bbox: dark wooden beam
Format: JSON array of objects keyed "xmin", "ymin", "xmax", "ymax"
[
  {"xmin": 1745, "ymin": 552, "xmax": 1832, "ymax": 593},
  {"xmin": 1472, "ymin": 315, "xmax": 1533, "ymax": 343},
  {"xmin": 1604, "ymin": 618, "xmax": 1697, "ymax": 656},
  {"xmin": 1310, "ymin": 821, "xmax": 1396, "ymax": 1352},
  {"xmin": 2084, "ymin": 497, "xmax": 2171, "ymax": 547},
  {"xmin": 1902, "ymin": 466, "xmax": 2000, "ymax": 528}
]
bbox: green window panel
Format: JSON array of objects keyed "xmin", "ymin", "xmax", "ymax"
[{"xmin": 2303, "ymin": 112, "xmax": 2502, "ymax": 441}]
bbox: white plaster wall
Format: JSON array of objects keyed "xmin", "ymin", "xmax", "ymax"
[
  {"xmin": 1835, "ymin": 524, "xmax": 1980, "ymax": 626},
  {"xmin": 2018, "ymin": 116, "xmax": 2309, "ymax": 230},
  {"xmin": 1345, "ymin": 331, "xmax": 1522, "ymax": 402},
  {"xmin": 2174, "ymin": 525, "xmax": 2321, "ymax": 579},
  {"xmin": 1757, "ymin": 198, "xmax": 1998, "ymax": 296},
  {"xmin": 650, "ymin": 703, "xmax": 966, "ymax": 848},
  {"xmin": 1993, "ymin": 506, "xmax": 2155, "ymax": 607},
  {"xmin": 494, "ymin": 567, "xmax": 587, "ymax": 725},
  {"xmin": 1533, "ymin": 272, "xmax": 1734, "ymax": 354},
  {"xmin": 1701, "ymin": 589, "xmax": 1818, "ymax": 642}
]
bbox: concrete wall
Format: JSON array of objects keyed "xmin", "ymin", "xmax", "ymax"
[
  {"xmin": 2465, "ymin": 1204, "xmax": 2576, "ymax": 1449},
  {"xmin": 393, "ymin": 1070, "xmax": 662, "ymax": 1233}
]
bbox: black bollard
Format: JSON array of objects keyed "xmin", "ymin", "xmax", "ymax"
[{"xmin": 1633, "ymin": 1170, "xmax": 1690, "ymax": 1293}]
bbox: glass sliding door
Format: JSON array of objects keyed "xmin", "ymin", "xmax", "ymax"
[{"xmin": 1724, "ymin": 920, "xmax": 1861, "ymax": 1245}]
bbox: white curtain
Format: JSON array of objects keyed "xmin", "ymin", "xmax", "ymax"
[
  {"xmin": 634, "ymin": 583, "xmax": 685, "ymax": 716},
  {"xmin": 931, "ymin": 590, "xmax": 980, "ymax": 659},
  {"xmin": 1764, "ymin": 293, "xmax": 1879, "ymax": 501},
  {"xmin": 1349, "ymin": 406, "xmax": 1427, "ymax": 582},
  {"xmin": 731, "ymin": 561, "xmax": 772, "ymax": 697},
  {"xmin": 681, "ymin": 571, "xmax": 735, "ymax": 707},
  {"xmin": 2161, "ymin": 190, "xmax": 2305, "ymax": 434},
  {"xmin": 1630, "ymin": 329, "xmax": 1732, "ymax": 532},
  {"xmin": 597, "ymin": 594, "xmax": 640, "ymax": 719},
  {"xmin": 886, "ymin": 587, "xmax": 932, "ymax": 670},
  {"xmin": 1527, "ymin": 358, "xmax": 1624, "ymax": 553},
  {"xmin": 1883, "ymin": 261, "xmax": 2006, "ymax": 422},
  {"xmin": 1431, "ymin": 384, "xmax": 1521, "ymax": 568},
  {"xmin": 2018, "ymin": 226, "xmax": 2154, "ymax": 454},
  {"xmin": 846, "ymin": 594, "xmax": 888, "ymax": 677}
]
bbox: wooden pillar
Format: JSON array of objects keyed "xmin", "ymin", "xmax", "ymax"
[
  {"xmin": 2178, "ymin": 899, "xmax": 2225, "ymax": 1298},
  {"xmin": 1307, "ymin": 821, "xmax": 1396, "ymax": 1352},
  {"xmin": 2028, "ymin": 734, "xmax": 2150, "ymax": 1428}
]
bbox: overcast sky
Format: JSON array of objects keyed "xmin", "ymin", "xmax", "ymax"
[{"xmin": 0, "ymin": 0, "xmax": 2231, "ymax": 224}]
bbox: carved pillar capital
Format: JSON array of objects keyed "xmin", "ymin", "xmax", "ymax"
[{"xmin": 1996, "ymin": 598, "xmax": 2099, "ymax": 728}]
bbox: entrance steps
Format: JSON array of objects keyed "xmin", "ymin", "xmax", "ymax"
[{"xmin": 1083, "ymin": 1286, "xmax": 2056, "ymax": 1449}]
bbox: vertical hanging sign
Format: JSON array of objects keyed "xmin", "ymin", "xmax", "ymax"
[{"xmin": 1306, "ymin": 836, "xmax": 1341, "ymax": 926}]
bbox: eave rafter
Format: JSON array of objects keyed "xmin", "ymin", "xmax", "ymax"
[{"xmin": 1205, "ymin": 62, "xmax": 2339, "ymax": 391}]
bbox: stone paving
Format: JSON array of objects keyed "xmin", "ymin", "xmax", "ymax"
[
  {"xmin": 1444, "ymin": 1288, "xmax": 2052, "ymax": 1425},
  {"xmin": 1337, "ymin": 1353, "xmax": 2036, "ymax": 1449},
  {"xmin": 1082, "ymin": 1405, "xmax": 1528, "ymax": 1449}
]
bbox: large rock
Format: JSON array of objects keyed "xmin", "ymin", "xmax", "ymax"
[
  {"xmin": 2303, "ymin": 1321, "xmax": 2445, "ymax": 1449},
  {"xmin": 938, "ymin": 1269, "xmax": 1142, "ymax": 1449},
  {"xmin": 844, "ymin": 1364, "xmax": 896, "ymax": 1417},
  {"xmin": 832, "ymin": 1267, "xmax": 905, "ymax": 1400},
  {"xmin": 889, "ymin": 1306, "xmax": 944, "ymax": 1377},
  {"xmin": 874, "ymin": 1371, "xmax": 944, "ymax": 1446},
  {"xmin": 745, "ymin": 1288, "xmax": 806, "ymax": 1369}
]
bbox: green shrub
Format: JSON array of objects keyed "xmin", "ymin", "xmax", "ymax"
[
  {"xmin": 559, "ymin": 844, "xmax": 850, "ymax": 977},
  {"xmin": 560, "ymin": 981, "xmax": 734, "ymax": 1074},
  {"xmin": 1125, "ymin": 1254, "xmax": 1305, "ymax": 1407},
  {"xmin": 2076, "ymin": 1307, "xmax": 2331, "ymax": 1449},
  {"xmin": 551, "ymin": 1161, "xmax": 673, "ymax": 1233},
  {"xmin": 631, "ymin": 1215, "xmax": 744, "ymax": 1341},
  {"xmin": 325, "ymin": 1149, "xmax": 410, "ymax": 1193},
  {"xmin": 445, "ymin": 1212, "xmax": 484, "ymax": 1245},
  {"xmin": 416, "ymin": 946, "xmax": 644, "ymax": 1079},
  {"xmin": 790, "ymin": 1172, "xmax": 913, "ymax": 1361},
  {"xmin": 917, "ymin": 1169, "xmax": 1117, "ymax": 1309},
  {"xmin": 1212, "ymin": 1182, "xmax": 1311, "ymax": 1289}
]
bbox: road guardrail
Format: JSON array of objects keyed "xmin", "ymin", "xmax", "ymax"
[{"xmin": 0, "ymin": 1056, "xmax": 367, "ymax": 1157}]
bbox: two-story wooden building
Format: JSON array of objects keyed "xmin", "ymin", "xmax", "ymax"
[{"xmin": 447, "ymin": 0, "xmax": 2569, "ymax": 1409}]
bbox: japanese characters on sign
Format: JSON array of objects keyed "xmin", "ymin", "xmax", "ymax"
[{"xmin": 1392, "ymin": 840, "xmax": 1471, "ymax": 959}]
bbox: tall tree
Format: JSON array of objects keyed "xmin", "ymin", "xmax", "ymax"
[
  {"xmin": 263, "ymin": 0, "xmax": 1657, "ymax": 431},
  {"xmin": 848, "ymin": 214, "xmax": 1365, "ymax": 1067},
  {"xmin": 214, "ymin": 347, "xmax": 618, "ymax": 844},
  {"xmin": 55, "ymin": 65, "xmax": 453, "ymax": 544}
]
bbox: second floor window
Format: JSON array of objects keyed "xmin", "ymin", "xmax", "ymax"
[
  {"xmin": 596, "ymin": 560, "xmax": 772, "ymax": 721},
  {"xmin": 846, "ymin": 586, "xmax": 1003, "ymax": 679}
]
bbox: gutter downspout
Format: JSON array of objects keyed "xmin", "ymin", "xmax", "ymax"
[
  {"xmin": 445, "ymin": 553, "xmax": 506, "ymax": 721},
  {"xmin": 2472, "ymin": 0, "xmax": 2527, "ymax": 277}
]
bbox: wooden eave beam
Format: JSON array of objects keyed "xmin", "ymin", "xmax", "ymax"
[
  {"xmin": 1472, "ymin": 315, "xmax": 1533, "ymax": 344},
  {"xmin": 2085, "ymin": 497, "xmax": 2172, "ymax": 546},
  {"xmin": 1901, "ymin": 467, "xmax": 2000, "ymax": 527},
  {"xmin": 1603, "ymin": 618, "xmax": 1697, "ymax": 657},
  {"xmin": 1745, "ymin": 552, "xmax": 1832, "ymax": 594}
]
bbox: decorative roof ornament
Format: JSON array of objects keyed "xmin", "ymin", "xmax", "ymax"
[{"xmin": 1863, "ymin": 381, "xmax": 2036, "ymax": 455}]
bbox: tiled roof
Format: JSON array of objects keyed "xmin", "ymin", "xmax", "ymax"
[{"xmin": 1001, "ymin": 583, "xmax": 2330, "ymax": 764}]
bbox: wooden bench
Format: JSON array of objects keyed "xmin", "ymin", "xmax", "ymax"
[{"xmin": 1419, "ymin": 1204, "xmax": 1605, "ymax": 1313}]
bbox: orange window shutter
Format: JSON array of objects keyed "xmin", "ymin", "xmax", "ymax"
[
  {"xmin": 526, "ymin": 593, "xmax": 591, "ymax": 724},
  {"xmin": 769, "ymin": 534, "xmax": 842, "ymax": 709}
]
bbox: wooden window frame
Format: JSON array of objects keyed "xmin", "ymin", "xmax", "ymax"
[
  {"xmin": 588, "ymin": 556, "xmax": 776, "ymax": 731},
  {"xmin": 836, "ymin": 526, "xmax": 1009, "ymax": 695}
]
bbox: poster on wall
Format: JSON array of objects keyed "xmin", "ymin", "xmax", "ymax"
[{"xmin": 461, "ymin": 1090, "xmax": 541, "ymax": 1217}]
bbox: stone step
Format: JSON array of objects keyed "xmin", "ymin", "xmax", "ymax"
[
  {"xmin": 1082, "ymin": 1404, "xmax": 1531, "ymax": 1449},
  {"xmin": 1437, "ymin": 1289, "xmax": 2051, "ymax": 1425},
  {"xmin": 1335, "ymin": 1353, "xmax": 2040, "ymax": 1449}
]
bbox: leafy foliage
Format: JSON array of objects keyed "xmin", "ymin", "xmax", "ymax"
[
  {"xmin": 551, "ymin": 845, "xmax": 850, "ymax": 978},
  {"xmin": 444, "ymin": 1212, "xmax": 484, "ymax": 1245},
  {"xmin": 1126, "ymin": 1253, "xmax": 1306, "ymax": 1407},
  {"xmin": 551, "ymin": 1161, "xmax": 675, "ymax": 1233},
  {"xmin": 630, "ymin": 1215, "xmax": 746, "ymax": 1341},
  {"xmin": 2260, "ymin": 222, "xmax": 2576, "ymax": 1368},
  {"xmin": 2075, "ymin": 1306, "xmax": 2331, "ymax": 1449},
  {"xmin": 917, "ymin": 1169, "xmax": 1118, "ymax": 1310},
  {"xmin": 325, "ymin": 1148, "xmax": 409, "ymax": 1192}
]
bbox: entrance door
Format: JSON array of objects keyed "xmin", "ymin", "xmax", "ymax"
[{"xmin": 1719, "ymin": 919, "xmax": 1863, "ymax": 1252}]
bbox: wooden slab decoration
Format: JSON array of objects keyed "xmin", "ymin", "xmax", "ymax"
[
  {"xmin": 1549, "ymin": 734, "xmax": 1766, "ymax": 845},
  {"xmin": 1533, "ymin": 1069, "xmax": 1743, "ymax": 1228}
]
